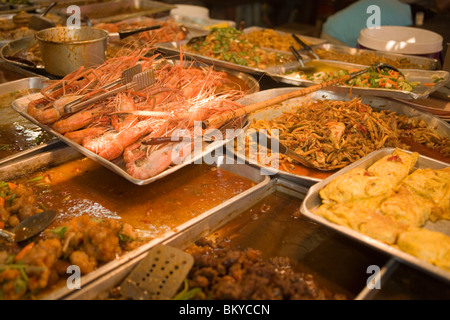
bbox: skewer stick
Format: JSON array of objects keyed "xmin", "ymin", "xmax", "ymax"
[{"xmin": 202, "ymin": 72, "xmax": 355, "ymax": 129}]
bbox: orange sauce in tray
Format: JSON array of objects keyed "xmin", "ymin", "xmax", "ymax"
[{"xmin": 16, "ymin": 157, "xmax": 256, "ymax": 239}]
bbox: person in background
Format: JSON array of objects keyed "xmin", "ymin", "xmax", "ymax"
[{"xmin": 320, "ymin": 0, "xmax": 413, "ymax": 47}]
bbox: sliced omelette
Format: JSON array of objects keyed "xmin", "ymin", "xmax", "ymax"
[
  {"xmin": 314, "ymin": 148, "xmax": 450, "ymax": 274},
  {"xmin": 397, "ymin": 228, "xmax": 450, "ymax": 272},
  {"xmin": 319, "ymin": 167, "xmax": 395, "ymax": 204},
  {"xmin": 367, "ymin": 148, "xmax": 419, "ymax": 187},
  {"xmin": 315, "ymin": 196, "xmax": 407, "ymax": 244},
  {"xmin": 380, "ymin": 186, "xmax": 433, "ymax": 228},
  {"xmin": 401, "ymin": 167, "xmax": 450, "ymax": 221}
]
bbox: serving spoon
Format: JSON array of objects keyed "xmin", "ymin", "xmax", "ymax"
[{"xmin": 0, "ymin": 210, "xmax": 57, "ymax": 242}]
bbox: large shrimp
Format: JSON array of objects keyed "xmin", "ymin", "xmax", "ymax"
[
  {"xmin": 110, "ymin": 93, "xmax": 139, "ymax": 131},
  {"xmin": 51, "ymin": 105, "xmax": 110, "ymax": 134},
  {"xmin": 124, "ymin": 140, "xmax": 194, "ymax": 180},
  {"xmin": 83, "ymin": 118, "xmax": 169, "ymax": 161}
]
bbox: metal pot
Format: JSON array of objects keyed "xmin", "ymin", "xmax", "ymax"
[{"xmin": 35, "ymin": 26, "xmax": 108, "ymax": 77}]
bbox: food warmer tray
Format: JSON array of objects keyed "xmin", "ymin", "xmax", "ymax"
[
  {"xmin": 243, "ymin": 26, "xmax": 327, "ymax": 48},
  {"xmin": 0, "ymin": 35, "xmax": 48, "ymax": 76},
  {"xmin": 170, "ymin": 58, "xmax": 261, "ymax": 94},
  {"xmin": 266, "ymin": 62, "xmax": 450, "ymax": 100},
  {"xmin": 157, "ymin": 40, "xmax": 271, "ymax": 76},
  {"xmin": 56, "ymin": 0, "xmax": 174, "ymax": 24},
  {"xmin": 229, "ymin": 87, "xmax": 450, "ymax": 187},
  {"xmin": 66, "ymin": 177, "xmax": 394, "ymax": 300},
  {"xmin": 309, "ymin": 43, "xmax": 441, "ymax": 70},
  {"xmin": 0, "ymin": 76, "xmax": 62, "ymax": 166},
  {"xmin": 0, "ymin": 144, "xmax": 270, "ymax": 299},
  {"xmin": 11, "ymin": 66, "xmax": 258, "ymax": 185},
  {"xmin": 301, "ymin": 148, "xmax": 450, "ymax": 284}
]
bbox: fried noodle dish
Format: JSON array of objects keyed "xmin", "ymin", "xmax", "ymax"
[{"xmin": 247, "ymin": 98, "xmax": 450, "ymax": 171}]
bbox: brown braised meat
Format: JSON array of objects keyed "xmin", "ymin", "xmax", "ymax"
[{"xmin": 183, "ymin": 238, "xmax": 347, "ymax": 300}]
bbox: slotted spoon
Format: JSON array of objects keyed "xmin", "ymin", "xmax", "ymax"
[{"xmin": 120, "ymin": 244, "xmax": 194, "ymax": 300}]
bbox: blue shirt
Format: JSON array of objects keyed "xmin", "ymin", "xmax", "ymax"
[{"xmin": 322, "ymin": 0, "xmax": 413, "ymax": 47}]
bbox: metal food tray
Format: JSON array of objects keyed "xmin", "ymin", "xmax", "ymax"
[
  {"xmin": 266, "ymin": 62, "xmax": 450, "ymax": 100},
  {"xmin": 12, "ymin": 85, "xmax": 251, "ymax": 185},
  {"xmin": 0, "ymin": 35, "xmax": 46, "ymax": 75},
  {"xmin": 0, "ymin": 77, "xmax": 62, "ymax": 166},
  {"xmin": 170, "ymin": 58, "xmax": 260, "ymax": 94},
  {"xmin": 56, "ymin": 0, "xmax": 174, "ymax": 24},
  {"xmin": 310, "ymin": 43, "xmax": 441, "ymax": 70},
  {"xmin": 157, "ymin": 40, "xmax": 280, "ymax": 76},
  {"xmin": 230, "ymin": 87, "xmax": 450, "ymax": 187},
  {"xmin": 67, "ymin": 177, "xmax": 396, "ymax": 300},
  {"xmin": 300, "ymin": 148, "xmax": 450, "ymax": 284},
  {"xmin": 243, "ymin": 26, "xmax": 327, "ymax": 49},
  {"xmin": 0, "ymin": 144, "xmax": 270, "ymax": 299}
]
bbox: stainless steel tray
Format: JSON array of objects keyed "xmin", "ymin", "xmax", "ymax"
[
  {"xmin": 300, "ymin": 148, "xmax": 450, "ymax": 284},
  {"xmin": 0, "ymin": 76, "xmax": 61, "ymax": 166},
  {"xmin": 56, "ymin": 0, "xmax": 174, "ymax": 24},
  {"xmin": 12, "ymin": 89, "xmax": 250, "ymax": 185},
  {"xmin": 230, "ymin": 87, "xmax": 450, "ymax": 187},
  {"xmin": 266, "ymin": 62, "xmax": 450, "ymax": 100},
  {"xmin": 170, "ymin": 58, "xmax": 260, "ymax": 94},
  {"xmin": 243, "ymin": 26, "xmax": 327, "ymax": 49},
  {"xmin": 67, "ymin": 177, "xmax": 393, "ymax": 300},
  {"xmin": 310, "ymin": 43, "xmax": 441, "ymax": 70},
  {"xmin": 0, "ymin": 144, "xmax": 270, "ymax": 300},
  {"xmin": 157, "ymin": 40, "xmax": 278, "ymax": 76}
]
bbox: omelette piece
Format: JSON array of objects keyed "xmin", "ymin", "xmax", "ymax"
[
  {"xmin": 401, "ymin": 167, "xmax": 450, "ymax": 221},
  {"xmin": 315, "ymin": 196, "xmax": 407, "ymax": 244},
  {"xmin": 319, "ymin": 167, "xmax": 395, "ymax": 204},
  {"xmin": 397, "ymin": 228, "xmax": 450, "ymax": 272},
  {"xmin": 367, "ymin": 148, "xmax": 419, "ymax": 187},
  {"xmin": 380, "ymin": 186, "xmax": 433, "ymax": 228}
]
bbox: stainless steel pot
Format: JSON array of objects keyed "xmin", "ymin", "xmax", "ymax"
[{"xmin": 35, "ymin": 26, "xmax": 108, "ymax": 77}]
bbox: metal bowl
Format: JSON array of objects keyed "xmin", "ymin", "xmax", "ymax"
[{"xmin": 35, "ymin": 26, "xmax": 108, "ymax": 76}]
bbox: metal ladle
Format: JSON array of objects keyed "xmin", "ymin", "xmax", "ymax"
[{"xmin": 0, "ymin": 210, "xmax": 57, "ymax": 242}]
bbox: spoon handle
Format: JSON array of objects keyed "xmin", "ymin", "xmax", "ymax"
[{"xmin": 0, "ymin": 229, "xmax": 15, "ymax": 242}]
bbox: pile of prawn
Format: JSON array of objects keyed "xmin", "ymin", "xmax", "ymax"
[{"xmin": 27, "ymin": 49, "xmax": 246, "ymax": 180}]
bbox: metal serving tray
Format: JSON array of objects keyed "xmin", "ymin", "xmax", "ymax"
[
  {"xmin": 0, "ymin": 35, "xmax": 46, "ymax": 75},
  {"xmin": 0, "ymin": 77, "xmax": 61, "ymax": 166},
  {"xmin": 56, "ymin": 0, "xmax": 174, "ymax": 24},
  {"xmin": 0, "ymin": 144, "xmax": 270, "ymax": 300},
  {"xmin": 300, "ymin": 148, "xmax": 450, "ymax": 284},
  {"xmin": 230, "ymin": 87, "xmax": 450, "ymax": 187},
  {"xmin": 310, "ymin": 43, "xmax": 441, "ymax": 70},
  {"xmin": 157, "ymin": 40, "xmax": 286, "ymax": 76},
  {"xmin": 170, "ymin": 58, "xmax": 260, "ymax": 94},
  {"xmin": 266, "ymin": 62, "xmax": 450, "ymax": 100},
  {"xmin": 67, "ymin": 177, "xmax": 394, "ymax": 300},
  {"xmin": 243, "ymin": 26, "xmax": 327, "ymax": 49},
  {"xmin": 12, "ymin": 90, "xmax": 250, "ymax": 185}
]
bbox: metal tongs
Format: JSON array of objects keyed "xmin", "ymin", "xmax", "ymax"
[
  {"xmin": 63, "ymin": 64, "xmax": 143, "ymax": 113},
  {"xmin": 64, "ymin": 67, "xmax": 154, "ymax": 114},
  {"xmin": 291, "ymin": 33, "xmax": 320, "ymax": 60}
]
